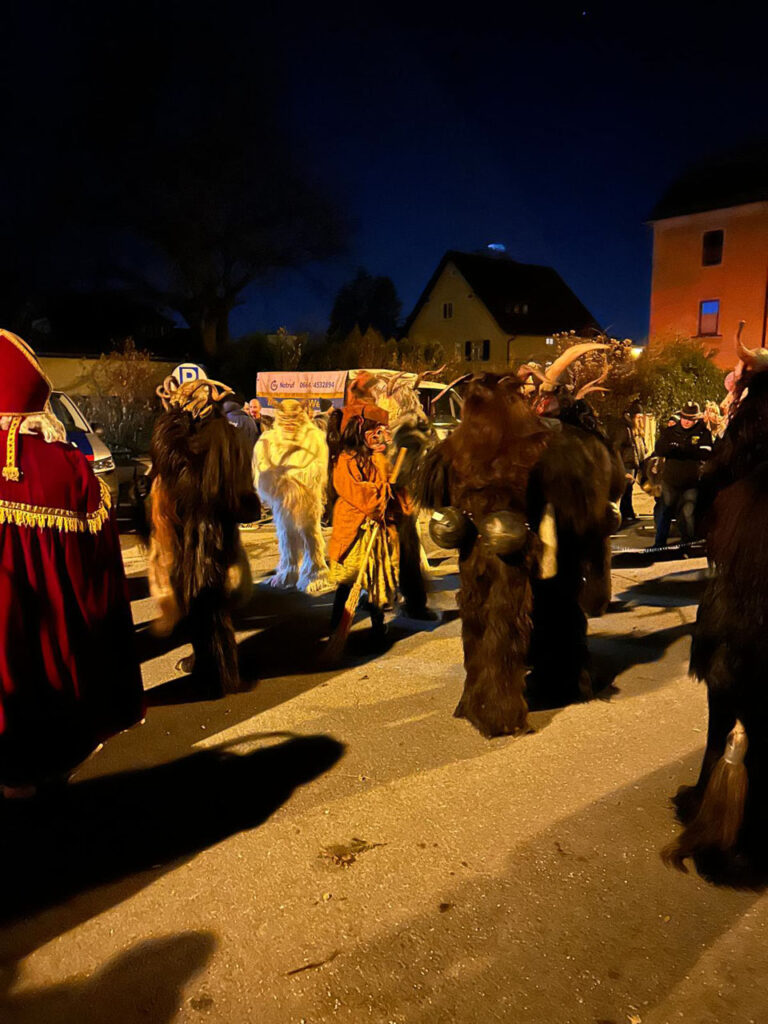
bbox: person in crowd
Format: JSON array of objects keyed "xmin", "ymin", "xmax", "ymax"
[
  {"xmin": 665, "ymin": 324, "xmax": 768, "ymax": 877},
  {"xmin": 253, "ymin": 399, "xmax": 330, "ymax": 593},
  {"xmin": 703, "ymin": 399, "xmax": 724, "ymax": 439},
  {"xmin": 0, "ymin": 330, "xmax": 144, "ymax": 798},
  {"xmin": 223, "ymin": 394, "xmax": 260, "ymax": 449},
  {"xmin": 608, "ymin": 398, "xmax": 646, "ymax": 525},
  {"xmin": 653, "ymin": 401, "xmax": 713, "ymax": 548},
  {"xmin": 148, "ymin": 375, "xmax": 260, "ymax": 696},
  {"xmin": 327, "ymin": 402, "xmax": 408, "ymax": 643}
]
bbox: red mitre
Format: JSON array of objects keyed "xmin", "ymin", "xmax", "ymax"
[
  {"xmin": 0, "ymin": 330, "xmax": 52, "ymax": 482},
  {"xmin": 0, "ymin": 330, "xmax": 51, "ymax": 415},
  {"xmin": 340, "ymin": 401, "xmax": 389, "ymax": 433}
]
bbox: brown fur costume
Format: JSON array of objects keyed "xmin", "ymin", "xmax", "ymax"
[
  {"xmin": 526, "ymin": 396, "xmax": 625, "ymax": 706},
  {"xmin": 415, "ymin": 375, "xmax": 549, "ymax": 737},
  {"xmin": 664, "ymin": 337, "xmax": 768, "ymax": 879},
  {"xmin": 149, "ymin": 379, "xmax": 259, "ymax": 695}
]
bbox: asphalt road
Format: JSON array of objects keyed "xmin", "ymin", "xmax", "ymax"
[{"xmin": 1, "ymin": 506, "xmax": 766, "ymax": 1024}]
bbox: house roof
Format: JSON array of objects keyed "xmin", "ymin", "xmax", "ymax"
[
  {"xmin": 650, "ymin": 143, "xmax": 768, "ymax": 221},
  {"xmin": 403, "ymin": 250, "xmax": 600, "ymax": 337}
]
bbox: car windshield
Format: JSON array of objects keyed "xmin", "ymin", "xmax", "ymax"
[
  {"xmin": 50, "ymin": 394, "xmax": 85, "ymax": 433},
  {"xmin": 423, "ymin": 389, "xmax": 459, "ymax": 423}
]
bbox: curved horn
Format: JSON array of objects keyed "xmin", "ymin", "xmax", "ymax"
[
  {"xmin": 575, "ymin": 384, "xmax": 610, "ymax": 399},
  {"xmin": 735, "ymin": 320, "xmax": 768, "ymax": 372},
  {"xmin": 540, "ymin": 342, "xmax": 610, "ymax": 392},
  {"xmin": 574, "ymin": 358, "xmax": 611, "ymax": 400}
]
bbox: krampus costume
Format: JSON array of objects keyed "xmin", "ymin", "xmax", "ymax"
[
  {"xmin": 378, "ymin": 371, "xmax": 442, "ymax": 619},
  {"xmin": 414, "ymin": 349, "xmax": 623, "ymax": 738},
  {"xmin": 415, "ymin": 375, "xmax": 550, "ymax": 737},
  {"xmin": 525, "ymin": 350, "xmax": 625, "ymax": 708},
  {"xmin": 0, "ymin": 330, "xmax": 144, "ymax": 793},
  {"xmin": 253, "ymin": 399, "xmax": 329, "ymax": 593},
  {"xmin": 328, "ymin": 402, "xmax": 408, "ymax": 639},
  {"xmin": 148, "ymin": 376, "xmax": 259, "ymax": 695},
  {"xmin": 665, "ymin": 324, "xmax": 768, "ymax": 877}
]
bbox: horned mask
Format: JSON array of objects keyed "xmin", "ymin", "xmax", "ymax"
[
  {"xmin": 275, "ymin": 399, "xmax": 310, "ymax": 439},
  {"xmin": 735, "ymin": 320, "xmax": 768, "ymax": 375}
]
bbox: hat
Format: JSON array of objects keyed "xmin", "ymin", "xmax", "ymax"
[
  {"xmin": 0, "ymin": 330, "xmax": 53, "ymax": 482},
  {"xmin": 678, "ymin": 401, "xmax": 703, "ymax": 420},
  {"xmin": 340, "ymin": 401, "xmax": 389, "ymax": 433}
]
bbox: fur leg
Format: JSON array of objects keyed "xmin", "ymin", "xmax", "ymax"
[
  {"xmin": 664, "ymin": 720, "xmax": 748, "ymax": 872},
  {"xmin": 398, "ymin": 514, "xmax": 431, "ymax": 617},
  {"xmin": 270, "ymin": 510, "xmax": 300, "ymax": 588},
  {"xmin": 454, "ymin": 545, "xmax": 531, "ymax": 738},
  {"xmin": 298, "ymin": 516, "xmax": 331, "ymax": 594},
  {"xmin": 674, "ymin": 685, "xmax": 738, "ymax": 823},
  {"xmin": 188, "ymin": 589, "xmax": 241, "ymax": 695}
]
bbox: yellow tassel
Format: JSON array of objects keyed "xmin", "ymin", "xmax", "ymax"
[
  {"xmin": 2, "ymin": 466, "xmax": 20, "ymax": 482},
  {"xmin": 538, "ymin": 503, "xmax": 558, "ymax": 579}
]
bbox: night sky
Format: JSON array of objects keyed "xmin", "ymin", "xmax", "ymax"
[
  {"xmin": 3, "ymin": 2, "xmax": 768, "ymax": 344},
  {"xmin": 243, "ymin": 3, "xmax": 768, "ymax": 342}
]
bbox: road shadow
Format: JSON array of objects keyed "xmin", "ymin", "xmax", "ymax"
[
  {"xmin": 589, "ymin": 622, "xmax": 693, "ymax": 696},
  {"xmin": 614, "ymin": 567, "xmax": 709, "ymax": 610},
  {"xmin": 0, "ymin": 734, "xmax": 343, "ymax": 941},
  {"xmin": 292, "ymin": 753, "xmax": 761, "ymax": 1023},
  {"xmin": 0, "ymin": 932, "xmax": 215, "ymax": 1024}
]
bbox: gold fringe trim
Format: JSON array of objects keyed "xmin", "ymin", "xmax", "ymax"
[{"xmin": 0, "ymin": 478, "xmax": 112, "ymax": 533}]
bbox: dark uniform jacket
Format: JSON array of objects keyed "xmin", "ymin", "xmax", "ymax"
[{"xmin": 654, "ymin": 420, "xmax": 713, "ymax": 490}]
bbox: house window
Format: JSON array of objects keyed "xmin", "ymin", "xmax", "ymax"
[
  {"xmin": 465, "ymin": 340, "xmax": 491, "ymax": 361},
  {"xmin": 702, "ymin": 229, "xmax": 724, "ymax": 267},
  {"xmin": 442, "ymin": 302, "xmax": 453, "ymax": 319},
  {"xmin": 699, "ymin": 299, "xmax": 720, "ymax": 336},
  {"xmin": 545, "ymin": 337, "xmax": 555, "ymax": 346}
]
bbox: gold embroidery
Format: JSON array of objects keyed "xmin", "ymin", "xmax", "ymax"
[
  {"xmin": 2, "ymin": 417, "xmax": 22, "ymax": 482},
  {"xmin": 0, "ymin": 477, "xmax": 111, "ymax": 533}
]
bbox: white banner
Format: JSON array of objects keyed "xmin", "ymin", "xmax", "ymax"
[{"xmin": 255, "ymin": 371, "xmax": 348, "ymax": 413}]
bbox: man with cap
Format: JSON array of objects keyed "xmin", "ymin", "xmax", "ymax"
[
  {"xmin": 653, "ymin": 400, "xmax": 714, "ymax": 548},
  {"xmin": 0, "ymin": 330, "xmax": 144, "ymax": 798}
]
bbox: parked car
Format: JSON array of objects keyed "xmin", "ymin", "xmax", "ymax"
[{"xmin": 50, "ymin": 391, "xmax": 119, "ymax": 503}]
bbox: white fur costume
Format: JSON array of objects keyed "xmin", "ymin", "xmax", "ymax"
[{"xmin": 253, "ymin": 400, "xmax": 330, "ymax": 593}]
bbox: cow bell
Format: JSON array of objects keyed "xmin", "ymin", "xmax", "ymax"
[
  {"xmin": 429, "ymin": 507, "xmax": 470, "ymax": 549},
  {"xmin": 477, "ymin": 510, "xmax": 529, "ymax": 557}
]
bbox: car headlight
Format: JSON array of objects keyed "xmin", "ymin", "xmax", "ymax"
[{"xmin": 93, "ymin": 457, "xmax": 116, "ymax": 474}]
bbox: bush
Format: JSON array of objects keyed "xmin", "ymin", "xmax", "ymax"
[
  {"xmin": 80, "ymin": 338, "xmax": 166, "ymax": 454},
  {"xmin": 634, "ymin": 339, "xmax": 727, "ymax": 423}
]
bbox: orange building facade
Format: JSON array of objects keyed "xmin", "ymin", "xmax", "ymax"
[{"xmin": 649, "ymin": 200, "xmax": 768, "ymax": 369}]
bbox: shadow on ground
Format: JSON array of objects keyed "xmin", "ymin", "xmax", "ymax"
[
  {"xmin": 286, "ymin": 754, "xmax": 761, "ymax": 1024},
  {"xmin": 0, "ymin": 932, "xmax": 215, "ymax": 1024},
  {"xmin": 0, "ymin": 735, "xmax": 343, "ymax": 960}
]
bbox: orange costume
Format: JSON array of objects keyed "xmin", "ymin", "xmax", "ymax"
[{"xmin": 327, "ymin": 403, "xmax": 410, "ymax": 631}]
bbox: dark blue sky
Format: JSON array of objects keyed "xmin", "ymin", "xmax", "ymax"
[{"xmin": 232, "ymin": 4, "xmax": 768, "ymax": 342}]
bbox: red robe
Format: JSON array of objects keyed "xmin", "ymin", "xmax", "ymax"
[{"xmin": 0, "ymin": 430, "xmax": 144, "ymax": 786}]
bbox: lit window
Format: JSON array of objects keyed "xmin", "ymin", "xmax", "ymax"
[
  {"xmin": 546, "ymin": 337, "xmax": 555, "ymax": 346},
  {"xmin": 443, "ymin": 302, "xmax": 453, "ymax": 319},
  {"xmin": 702, "ymin": 230, "xmax": 724, "ymax": 267},
  {"xmin": 699, "ymin": 299, "xmax": 720, "ymax": 336}
]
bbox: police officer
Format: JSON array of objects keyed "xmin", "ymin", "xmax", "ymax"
[{"xmin": 653, "ymin": 401, "xmax": 713, "ymax": 548}]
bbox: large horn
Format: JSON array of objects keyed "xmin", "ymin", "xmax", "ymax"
[
  {"xmin": 539, "ymin": 342, "xmax": 610, "ymax": 392},
  {"xmin": 574, "ymin": 358, "xmax": 611, "ymax": 400},
  {"xmin": 735, "ymin": 320, "xmax": 768, "ymax": 372}
]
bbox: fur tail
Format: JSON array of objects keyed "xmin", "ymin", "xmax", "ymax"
[{"xmin": 663, "ymin": 720, "xmax": 748, "ymax": 872}]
